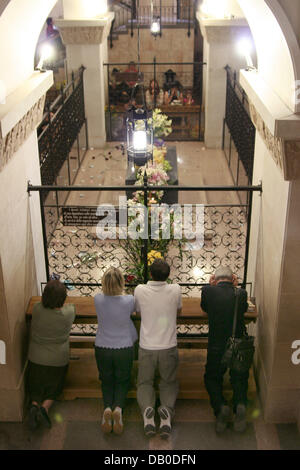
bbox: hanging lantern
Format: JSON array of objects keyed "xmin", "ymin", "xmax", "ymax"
[
  {"xmin": 126, "ymin": 0, "xmax": 153, "ymax": 167},
  {"xmin": 126, "ymin": 103, "xmax": 153, "ymax": 167},
  {"xmin": 151, "ymin": 16, "xmax": 161, "ymax": 37}
]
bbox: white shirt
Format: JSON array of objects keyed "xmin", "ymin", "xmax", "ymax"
[{"xmin": 134, "ymin": 281, "xmax": 182, "ymax": 350}]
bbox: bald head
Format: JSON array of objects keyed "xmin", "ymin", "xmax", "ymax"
[{"xmin": 215, "ymin": 267, "xmax": 233, "ymax": 283}]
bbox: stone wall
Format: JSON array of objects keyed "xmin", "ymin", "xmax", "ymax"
[
  {"xmin": 0, "ymin": 131, "xmax": 44, "ymax": 421},
  {"xmin": 248, "ymin": 131, "xmax": 300, "ymax": 422},
  {"xmin": 108, "ymin": 28, "xmax": 195, "ymax": 88}
]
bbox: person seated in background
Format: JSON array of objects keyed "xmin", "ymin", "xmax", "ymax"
[
  {"xmin": 163, "ymin": 69, "xmax": 177, "ymax": 92},
  {"xmin": 94, "ymin": 267, "xmax": 138, "ymax": 435},
  {"xmin": 27, "ymin": 280, "xmax": 76, "ymax": 431},
  {"xmin": 109, "ymin": 68, "xmax": 121, "ymax": 105},
  {"xmin": 46, "ymin": 17, "xmax": 59, "ymax": 38},
  {"xmin": 164, "ymin": 81, "xmax": 183, "ymax": 105},
  {"xmin": 134, "ymin": 259, "xmax": 182, "ymax": 439},
  {"xmin": 183, "ymin": 89, "xmax": 194, "ymax": 105},
  {"xmin": 201, "ymin": 267, "xmax": 249, "ymax": 434},
  {"xmin": 146, "ymin": 79, "xmax": 164, "ymax": 109},
  {"xmin": 124, "ymin": 61, "xmax": 139, "ymax": 88},
  {"xmin": 108, "ymin": 68, "xmax": 131, "ymax": 105}
]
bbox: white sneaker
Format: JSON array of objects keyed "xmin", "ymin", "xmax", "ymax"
[
  {"xmin": 101, "ymin": 407, "xmax": 112, "ymax": 434},
  {"xmin": 143, "ymin": 407, "xmax": 156, "ymax": 437},
  {"xmin": 112, "ymin": 406, "xmax": 123, "ymax": 434},
  {"xmin": 158, "ymin": 406, "xmax": 171, "ymax": 439}
]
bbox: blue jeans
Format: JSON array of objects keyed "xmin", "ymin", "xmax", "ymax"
[{"xmin": 95, "ymin": 346, "xmax": 134, "ymax": 409}]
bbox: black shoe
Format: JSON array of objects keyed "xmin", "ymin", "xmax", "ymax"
[
  {"xmin": 28, "ymin": 405, "xmax": 40, "ymax": 431},
  {"xmin": 233, "ymin": 404, "xmax": 247, "ymax": 433},
  {"xmin": 158, "ymin": 406, "xmax": 171, "ymax": 439},
  {"xmin": 38, "ymin": 406, "xmax": 52, "ymax": 429},
  {"xmin": 143, "ymin": 407, "xmax": 156, "ymax": 437},
  {"xmin": 215, "ymin": 405, "xmax": 230, "ymax": 434}
]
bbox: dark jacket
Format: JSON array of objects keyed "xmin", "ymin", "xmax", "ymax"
[{"xmin": 201, "ymin": 282, "xmax": 248, "ymax": 349}]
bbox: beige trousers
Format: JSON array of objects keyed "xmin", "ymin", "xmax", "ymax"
[{"xmin": 137, "ymin": 346, "xmax": 179, "ymax": 417}]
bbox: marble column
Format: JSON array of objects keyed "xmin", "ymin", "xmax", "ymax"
[
  {"xmin": 196, "ymin": 14, "xmax": 252, "ymax": 148},
  {"xmin": 0, "ymin": 71, "xmax": 53, "ymax": 421},
  {"xmin": 241, "ymin": 68, "xmax": 300, "ymax": 423},
  {"xmin": 56, "ymin": 14, "xmax": 114, "ymax": 148}
]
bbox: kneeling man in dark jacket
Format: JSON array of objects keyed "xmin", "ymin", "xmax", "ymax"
[{"xmin": 201, "ymin": 267, "xmax": 249, "ymax": 433}]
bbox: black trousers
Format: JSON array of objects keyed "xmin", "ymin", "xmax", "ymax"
[
  {"xmin": 204, "ymin": 346, "xmax": 249, "ymax": 416},
  {"xmin": 95, "ymin": 346, "xmax": 134, "ymax": 410}
]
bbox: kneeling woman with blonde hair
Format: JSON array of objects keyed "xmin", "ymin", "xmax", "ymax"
[{"xmin": 94, "ymin": 267, "xmax": 138, "ymax": 434}]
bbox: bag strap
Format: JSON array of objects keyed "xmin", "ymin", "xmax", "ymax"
[{"xmin": 231, "ymin": 288, "xmax": 240, "ymax": 338}]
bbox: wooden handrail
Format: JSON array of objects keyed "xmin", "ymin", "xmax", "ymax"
[{"xmin": 26, "ymin": 296, "xmax": 258, "ymax": 324}]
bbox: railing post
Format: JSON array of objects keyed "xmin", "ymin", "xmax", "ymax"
[
  {"xmin": 188, "ymin": 0, "xmax": 191, "ymax": 37},
  {"xmin": 233, "ymin": 70, "xmax": 237, "ymax": 90},
  {"xmin": 107, "ymin": 64, "xmax": 113, "ymax": 142},
  {"xmin": 160, "ymin": 0, "xmax": 162, "ymax": 37},
  {"xmin": 154, "ymin": 56, "xmax": 157, "ymax": 108},
  {"xmin": 222, "ymin": 118, "xmax": 226, "ymax": 150},
  {"xmin": 177, "ymin": 0, "xmax": 180, "ymax": 21},
  {"xmin": 71, "ymin": 70, "xmax": 75, "ymax": 91},
  {"xmin": 109, "ymin": 18, "xmax": 115, "ymax": 49},
  {"xmin": 131, "ymin": 1, "xmax": 134, "ymax": 37},
  {"xmin": 143, "ymin": 170, "xmax": 148, "ymax": 284},
  {"xmin": 46, "ymin": 102, "xmax": 53, "ymax": 187},
  {"xmin": 243, "ymin": 190, "xmax": 253, "ymax": 289},
  {"xmin": 39, "ymin": 190, "xmax": 50, "ymax": 282},
  {"xmin": 79, "ymin": 66, "xmax": 89, "ymax": 151}
]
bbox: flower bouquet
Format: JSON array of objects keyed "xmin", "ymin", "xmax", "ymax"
[{"xmin": 149, "ymin": 108, "xmax": 172, "ymax": 138}]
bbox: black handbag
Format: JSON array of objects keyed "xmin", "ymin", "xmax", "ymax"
[{"xmin": 221, "ymin": 288, "xmax": 255, "ymax": 374}]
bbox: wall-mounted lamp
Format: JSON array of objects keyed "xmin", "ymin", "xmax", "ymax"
[
  {"xmin": 237, "ymin": 38, "xmax": 255, "ymax": 70},
  {"xmin": 200, "ymin": 0, "xmax": 229, "ymax": 19},
  {"xmin": 36, "ymin": 44, "xmax": 54, "ymax": 72}
]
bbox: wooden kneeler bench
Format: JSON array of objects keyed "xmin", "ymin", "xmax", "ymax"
[{"xmin": 26, "ymin": 297, "xmax": 258, "ymax": 400}]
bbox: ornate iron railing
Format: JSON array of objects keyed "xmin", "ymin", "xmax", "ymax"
[
  {"xmin": 109, "ymin": 0, "xmax": 194, "ymax": 43},
  {"xmin": 223, "ymin": 66, "xmax": 256, "ymax": 186},
  {"xmin": 28, "ymin": 181, "xmax": 261, "ymax": 338},
  {"xmin": 28, "ymin": 182, "xmax": 262, "ymax": 289},
  {"xmin": 37, "ymin": 66, "xmax": 88, "ymax": 193}
]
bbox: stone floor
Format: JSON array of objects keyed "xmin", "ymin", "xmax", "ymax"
[
  {"xmin": 53, "ymin": 141, "xmax": 242, "ymax": 207},
  {"xmin": 1, "ymin": 398, "xmax": 300, "ymax": 450}
]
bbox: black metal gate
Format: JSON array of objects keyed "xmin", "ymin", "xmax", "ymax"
[
  {"xmin": 222, "ymin": 66, "xmax": 256, "ymax": 191},
  {"xmin": 38, "ymin": 66, "xmax": 88, "ymax": 192}
]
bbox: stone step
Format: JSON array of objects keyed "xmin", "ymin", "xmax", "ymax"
[{"xmin": 63, "ymin": 348, "xmax": 256, "ymax": 401}]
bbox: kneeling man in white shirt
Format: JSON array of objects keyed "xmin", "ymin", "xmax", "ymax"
[{"xmin": 134, "ymin": 259, "xmax": 182, "ymax": 438}]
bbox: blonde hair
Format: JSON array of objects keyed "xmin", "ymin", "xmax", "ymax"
[{"xmin": 102, "ymin": 267, "xmax": 125, "ymax": 296}]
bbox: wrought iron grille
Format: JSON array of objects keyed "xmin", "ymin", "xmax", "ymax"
[
  {"xmin": 223, "ymin": 66, "xmax": 256, "ymax": 184},
  {"xmin": 29, "ymin": 181, "xmax": 261, "ymax": 338},
  {"xmin": 44, "ymin": 204, "xmax": 248, "ymax": 295},
  {"xmin": 38, "ymin": 67, "xmax": 88, "ymax": 191}
]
